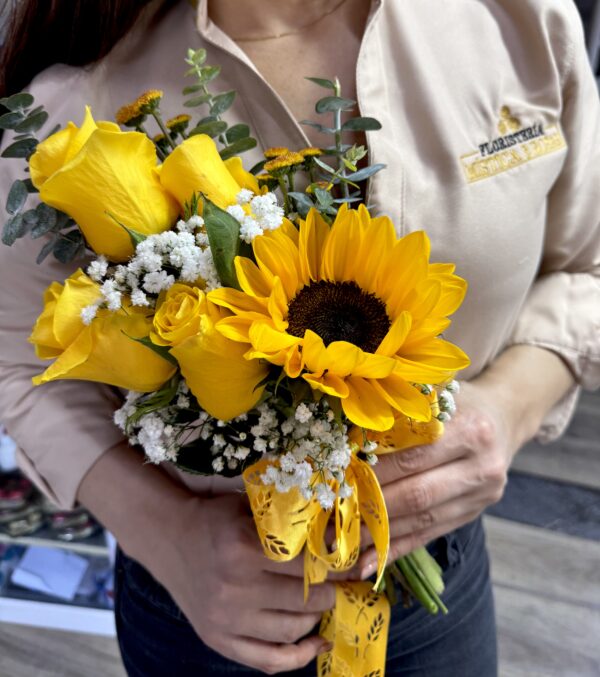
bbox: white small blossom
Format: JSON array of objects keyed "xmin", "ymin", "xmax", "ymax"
[
  {"xmin": 80, "ymin": 304, "xmax": 99, "ymax": 325},
  {"xmin": 438, "ymin": 391, "xmax": 456, "ymax": 415},
  {"xmin": 315, "ymin": 483, "xmax": 336, "ymax": 510},
  {"xmin": 338, "ymin": 482, "xmax": 353, "ymax": 499},
  {"xmin": 212, "ymin": 457, "xmax": 225, "ymax": 472},
  {"xmin": 366, "ymin": 453, "xmax": 379, "ymax": 466},
  {"xmin": 236, "ymin": 188, "xmax": 254, "ymax": 204},
  {"xmin": 131, "ymin": 289, "xmax": 149, "ymax": 307},
  {"xmin": 437, "ymin": 412, "xmax": 451, "ymax": 423},
  {"xmin": 295, "ymin": 403, "xmax": 313, "ymax": 423},
  {"xmin": 87, "ymin": 256, "xmax": 108, "ymax": 282},
  {"xmin": 363, "ymin": 440, "xmax": 378, "ymax": 453},
  {"xmin": 446, "ymin": 380, "xmax": 460, "ymax": 394},
  {"xmin": 143, "ymin": 270, "xmax": 175, "ymax": 294}
]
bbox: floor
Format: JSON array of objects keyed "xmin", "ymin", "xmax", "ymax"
[{"xmin": 0, "ymin": 391, "xmax": 598, "ymax": 677}]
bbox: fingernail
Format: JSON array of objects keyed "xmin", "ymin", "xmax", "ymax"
[
  {"xmin": 319, "ymin": 641, "xmax": 334, "ymax": 653},
  {"xmin": 360, "ymin": 561, "xmax": 376, "ymax": 580}
]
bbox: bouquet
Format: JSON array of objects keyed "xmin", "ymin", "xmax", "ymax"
[{"xmin": 1, "ymin": 48, "xmax": 470, "ymax": 676}]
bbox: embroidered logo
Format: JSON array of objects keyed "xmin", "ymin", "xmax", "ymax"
[{"xmin": 460, "ymin": 106, "xmax": 567, "ymax": 184}]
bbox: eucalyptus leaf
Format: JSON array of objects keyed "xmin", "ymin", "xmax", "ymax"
[
  {"xmin": 219, "ymin": 137, "xmax": 257, "ymax": 161},
  {"xmin": 36, "ymin": 236, "xmax": 57, "ymax": 264},
  {"xmin": 183, "ymin": 93, "xmax": 212, "ymax": 108},
  {"xmin": 53, "ymin": 230, "xmax": 85, "ymax": 263},
  {"xmin": 288, "ymin": 192, "xmax": 315, "ymax": 218},
  {"xmin": 23, "ymin": 178, "xmax": 38, "ymax": 193},
  {"xmin": 202, "ymin": 198, "xmax": 241, "ymax": 289},
  {"xmin": 210, "ymin": 90, "xmax": 235, "ymax": 116},
  {"xmin": 0, "ymin": 111, "xmax": 25, "ymax": 130},
  {"xmin": 315, "ymin": 96, "xmax": 356, "ymax": 114},
  {"xmin": 182, "ymin": 84, "xmax": 204, "ymax": 95},
  {"xmin": 6, "ymin": 180, "xmax": 28, "ymax": 215},
  {"xmin": 250, "ymin": 159, "xmax": 266, "ymax": 175},
  {"xmin": 305, "ymin": 77, "xmax": 337, "ymax": 91},
  {"xmin": 313, "ymin": 157, "xmax": 336, "ymax": 175},
  {"xmin": 199, "ymin": 65, "xmax": 221, "ymax": 84},
  {"xmin": 31, "ymin": 204, "xmax": 58, "ymax": 238},
  {"xmin": 2, "ymin": 213, "xmax": 25, "ymax": 245},
  {"xmin": 1, "ymin": 138, "xmax": 37, "ymax": 159},
  {"xmin": 188, "ymin": 120, "xmax": 228, "ymax": 138},
  {"xmin": 225, "ymin": 123, "xmax": 250, "ymax": 143},
  {"xmin": 22, "ymin": 209, "xmax": 39, "ymax": 228},
  {"xmin": 344, "ymin": 163, "xmax": 386, "ymax": 182},
  {"xmin": 299, "ymin": 120, "xmax": 336, "ymax": 134},
  {"xmin": 14, "ymin": 111, "xmax": 49, "ymax": 134},
  {"xmin": 314, "ymin": 188, "xmax": 334, "ymax": 208},
  {"xmin": 341, "ymin": 117, "xmax": 382, "ymax": 132},
  {"xmin": 0, "ymin": 92, "xmax": 34, "ymax": 112}
]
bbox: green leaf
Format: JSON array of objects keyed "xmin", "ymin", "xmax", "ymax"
[
  {"xmin": 128, "ymin": 336, "xmax": 178, "ymax": 366},
  {"xmin": 202, "ymin": 197, "xmax": 241, "ymax": 289},
  {"xmin": 183, "ymin": 93, "xmax": 212, "ymax": 108},
  {"xmin": 314, "ymin": 188, "xmax": 334, "ymax": 208},
  {"xmin": 31, "ymin": 204, "xmax": 58, "ymax": 238},
  {"xmin": 250, "ymin": 159, "xmax": 266, "ymax": 175},
  {"xmin": 219, "ymin": 137, "xmax": 257, "ymax": 161},
  {"xmin": 2, "ymin": 213, "xmax": 25, "ymax": 245},
  {"xmin": 341, "ymin": 116, "xmax": 382, "ymax": 132},
  {"xmin": 190, "ymin": 48, "xmax": 207, "ymax": 65},
  {"xmin": 1, "ymin": 138, "xmax": 38, "ymax": 159},
  {"xmin": 105, "ymin": 211, "xmax": 146, "ymax": 247},
  {"xmin": 0, "ymin": 92, "xmax": 34, "ymax": 112},
  {"xmin": 299, "ymin": 120, "xmax": 336, "ymax": 134},
  {"xmin": 305, "ymin": 77, "xmax": 337, "ymax": 91},
  {"xmin": 210, "ymin": 90, "xmax": 236, "ymax": 116},
  {"xmin": 36, "ymin": 236, "xmax": 57, "ymax": 264},
  {"xmin": 182, "ymin": 84, "xmax": 204, "ymax": 95},
  {"xmin": 6, "ymin": 180, "xmax": 28, "ymax": 215},
  {"xmin": 14, "ymin": 110, "xmax": 49, "ymax": 134},
  {"xmin": 225, "ymin": 123, "xmax": 250, "ymax": 143},
  {"xmin": 199, "ymin": 65, "xmax": 221, "ymax": 84},
  {"xmin": 0, "ymin": 111, "xmax": 25, "ymax": 130},
  {"xmin": 313, "ymin": 157, "xmax": 336, "ymax": 175},
  {"xmin": 22, "ymin": 209, "xmax": 39, "ymax": 228},
  {"xmin": 288, "ymin": 192, "xmax": 315, "ymax": 218},
  {"xmin": 188, "ymin": 120, "xmax": 228, "ymax": 138},
  {"xmin": 22, "ymin": 178, "xmax": 38, "ymax": 193},
  {"xmin": 53, "ymin": 230, "xmax": 85, "ymax": 263},
  {"xmin": 315, "ymin": 96, "xmax": 356, "ymax": 114},
  {"xmin": 344, "ymin": 163, "xmax": 386, "ymax": 182}
]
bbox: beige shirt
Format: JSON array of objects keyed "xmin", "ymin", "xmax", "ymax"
[{"xmin": 0, "ymin": 0, "xmax": 598, "ymax": 508}]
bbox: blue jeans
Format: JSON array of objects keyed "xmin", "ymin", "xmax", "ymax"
[{"xmin": 115, "ymin": 517, "xmax": 497, "ymax": 676}]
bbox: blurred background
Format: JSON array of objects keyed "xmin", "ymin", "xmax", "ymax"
[{"xmin": 0, "ymin": 1, "xmax": 598, "ymax": 676}]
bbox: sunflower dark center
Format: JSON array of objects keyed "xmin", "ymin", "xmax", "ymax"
[{"xmin": 287, "ymin": 281, "xmax": 391, "ymax": 353}]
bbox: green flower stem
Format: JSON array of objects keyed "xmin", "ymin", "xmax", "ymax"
[
  {"xmin": 287, "ymin": 170, "xmax": 296, "ymax": 194},
  {"xmin": 333, "ymin": 79, "xmax": 350, "ymax": 200},
  {"xmin": 136, "ymin": 123, "xmax": 166, "ymax": 160},
  {"xmin": 278, "ymin": 176, "xmax": 290, "ymax": 213},
  {"xmin": 151, "ymin": 111, "xmax": 178, "ymax": 151},
  {"xmin": 396, "ymin": 558, "xmax": 439, "ymax": 614},
  {"xmin": 403, "ymin": 553, "xmax": 448, "ymax": 615}
]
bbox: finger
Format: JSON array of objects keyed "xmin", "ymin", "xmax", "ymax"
[
  {"xmin": 357, "ymin": 510, "xmax": 481, "ymax": 577},
  {"xmin": 374, "ymin": 435, "xmax": 468, "ymax": 486},
  {"xmin": 253, "ymin": 574, "xmax": 336, "ymax": 613},
  {"xmin": 236, "ymin": 609, "xmax": 322, "ymax": 644},
  {"xmin": 215, "ymin": 634, "xmax": 331, "ymax": 674},
  {"xmin": 381, "ymin": 458, "xmax": 474, "ymax": 520},
  {"xmin": 262, "ymin": 554, "xmax": 305, "ymax": 578},
  {"xmin": 360, "ymin": 492, "xmax": 481, "ymax": 547}
]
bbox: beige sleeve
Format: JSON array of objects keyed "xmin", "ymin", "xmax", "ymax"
[
  {"xmin": 507, "ymin": 5, "xmax": 600, "ymax": 442},
  {"xmin": 0, "ymin": 72, "xmax": 126, "ymax": 509}
]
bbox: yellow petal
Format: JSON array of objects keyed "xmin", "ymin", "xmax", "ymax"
[
  {"xmin": 371, "ymin": 375, "xmax": 432, "ymax": 422},
  {"xmin": 254, "ymin": 232, "xmax": 299, "ymax": 300},
  {"xmin": 160, "ymin": 134, "xmax": 241, "ymax": 209},
  {"xmin": 342, "ymin": 377, "xmax": 395, "ymax": 431},
  {"xmin": 29, "ymin": 282, "xmax": 63, "ymax": 358},
  {"xmin": 171, "ymin": 316, "xmax": 268, "ymax": 420},
  {"xmin": 52, "ymin": 270, "xmax": 102, "ymax": 348},
  {"xmin": 319, "ymin": 206, "xmax": 361, "ymax": 282},
  {"xmin": 304, "ymin": 372, "xmax": 350, "ymax": 398},
  {"xmin": 224, "ymin": 156, "xmax": 260, "ymax": 194},
  {"xmin": 40, "ymin": 129, "xmax": 179, "ymax": 261},
  {"xmin": 235, "ymin": 257, "xmax": 271, "ymax": 298},
  {"xmin": 298, "ymin": 209, "xmax": 330, "ymax": 282},
  {"xmin": 248, "ymin": 322, "xmax": 300, "ymax": 356},
  {"xmin": 208, "ymin": 286, "xmax": 268, "ymax": 315},
  {"xmin": 29, "ymin": 123, "xmax": 78, "ymax": 189},
  {"xmin": 376, "ymin": 312, "xmax": 412, "ymax": 356},
  {"xmin": 301, "ymin": 330, "xmax": 328, "ymax": 375}
]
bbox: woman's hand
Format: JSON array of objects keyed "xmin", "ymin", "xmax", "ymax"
[
  {"xmin": 78, "ymin": 446, "xmax": 333, "ymax": 675},
  {"xmin": 164, "ymin": 492, "xmax": 334, "ymax": 674},
  {"xmin": 357, "ymin": 345, "xmax": 575, "ymax": 577}
]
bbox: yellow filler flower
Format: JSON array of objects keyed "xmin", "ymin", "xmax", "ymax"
[{"xmin": 209, "ymin": 205, "xmax": 470, "ymax": 431}]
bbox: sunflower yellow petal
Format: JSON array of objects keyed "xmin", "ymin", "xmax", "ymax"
[
  {"xmin": 401, "ymin": 318, "xmax": 451, "ymax": 350},
  {"xmin": 253, "ymin": 233, "xmax": 299, "ymax": 299},
  {"xmin": 376, "ymin": 231, "xmax": 430, "ymax": 307},
  {"xmin": 160, "ymin": 134, "xmax": 241, "ymax": 210},
  {"xmin": 320, "ymin": 206, "xmax": 361, "ymax": 282},
  {"xmin": 352, "ymin": 214, "xmax": 397, "ymax": 293},
  {"xmin": 248, "ymin": 322, "xmax": 300, "ymax": 355},
  {"xmin": 371, "ymin": 375, "xmax": 433, "ymax": 422},
  {"xmin": 235, "ymin": 257, "xmax": 271, "ymax": 298},
  {"xmin": 299, "ymin": 208, "xmax": 330, "ymax": 282},
  {"xmin": 208, "ymin": 286, "xmax": 268, "ymax": 315},
  {"xmin": 304, "ymin": 372, "xmax": 350, "ymax": 399},
  {"xmin": 376, "ymin": 312, "xmax": 412, "ymax": 356},
  {"xmin": 342, "ymin": 377, "xmax": 395, "ymax": 431},
  {"xmin": 301, "ymin": 329, "xmax": 329, "ymax": 375}
]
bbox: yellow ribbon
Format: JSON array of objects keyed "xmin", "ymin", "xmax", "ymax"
[{"xmin": 243, "ymin": 393, "xmax": 445, "ymax": 676}]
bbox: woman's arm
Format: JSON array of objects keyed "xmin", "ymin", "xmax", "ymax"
[
  {"xmin": 357, "ymin": 344, "xmax": 574, "ymax": 576},
  {"xmin": 77, "ymin": 443, "xmax": 335, "ymax": 674}
]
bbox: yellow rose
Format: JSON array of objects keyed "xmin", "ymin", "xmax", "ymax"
[
  {"xmin": 170, "ymin": 298, "xmax": 269, "ymax": 421},
  {"xmin": 30, "ymin": 270, "xmax": 176, "ymax": 392},
  {"xmin": 151, "ymin": 283, "xmax": 207, "ymax": 347},
  {"xmin": 159, "ymin": 134, "xmax": 259, "ymax": 210},
  {"xmin": 29, "ymin": 107, "xmax": 179, "ymax": 262}
]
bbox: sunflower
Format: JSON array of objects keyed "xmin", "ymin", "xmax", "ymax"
[{"xmin": 208, "ymin": 205, "xmax": 470, "ymax": 431}]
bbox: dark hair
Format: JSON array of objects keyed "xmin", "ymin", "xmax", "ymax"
[{"xmin": 0, "ymin": 1, "xmax": 163, "ymax": 98}]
